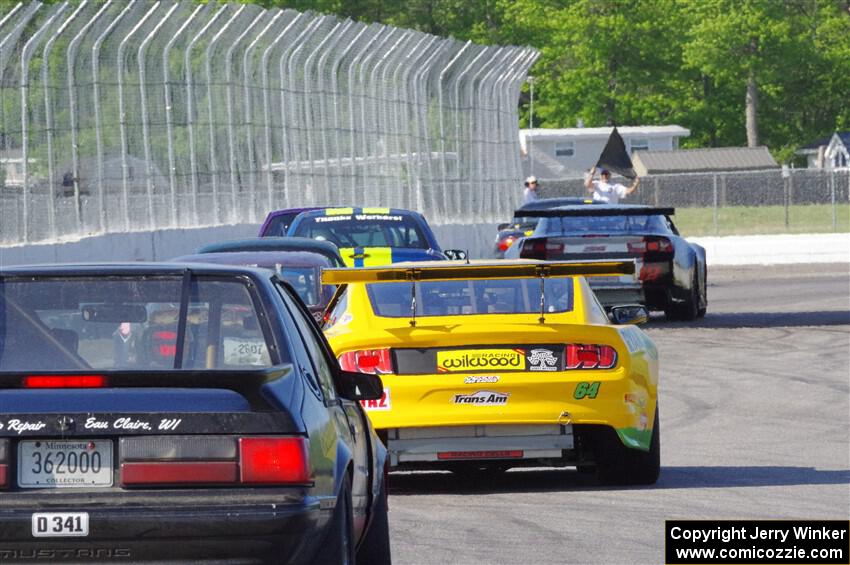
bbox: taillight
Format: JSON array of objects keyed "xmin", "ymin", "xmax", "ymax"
[
  {"xmin": 639, "ymin": 262, "xmax": 668, "ymax": 282},
  {"xmin": 120, "ymin": 436, "xmax": 310, "ymax": 487},
  {"xmin": 240, "ymin": 438, "xmax": 310, "ymax": 484},
  {"xmin": 497, "ymin": 235, "xmax": 516, "ymax": 252},
  {"xmin": 152, "ymin": 331, "xmax": 177, "ymax": 358},
  {"xmin": 23, "ymin": 375, "xmax": 107, "ymax": 388},
  {"xmin": 338, "ymin": 349, "xmax": 393, "ymax": 375},
  {"xmin": 0, "ymin": 439, "xmax": 8, "ymax": 488},
  {"xmin": 519, "ymin": 239, "xmax": 564, "ymax": 259},
  {"xmin": 565, "ymin": 344, "xmax": 617, "ymax": 369},
  {"xmin": 628, "ymin": 237, "xmax": 673, "ymax": 256}
]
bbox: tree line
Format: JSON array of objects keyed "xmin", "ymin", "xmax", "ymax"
[{"xmin": 247, "ymin": 0, "xmax": 849, "ymax": 163}]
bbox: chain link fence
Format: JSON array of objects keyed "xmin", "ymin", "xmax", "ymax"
[
  {"xmin": 0, "ymin": 1, "xmax": 537, "ymax": 244},
  {"xmin": 539, "ymin": 168, "xmax": 850, "ymax": 236}
]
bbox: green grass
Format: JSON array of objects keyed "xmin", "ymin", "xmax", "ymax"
[{"xmin": 674, "ymin": 204, "xmax": 850, "ymax": 236}]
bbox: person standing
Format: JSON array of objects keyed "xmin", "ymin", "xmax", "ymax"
[
  {"xmin": 523, "ymin": 176, "xmax": 540, "ymax": 203},
  {"xmin": 585, "ymin": 167, "xmax": 639, "ymax": 204}
]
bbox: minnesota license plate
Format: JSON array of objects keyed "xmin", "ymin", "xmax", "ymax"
[
  {"xmin": 32, "ymin": 512, "xmax": 89, "ymax": 537},
  {"xmin": 18, "ymin": 440, "xmax": 113, "ymax": 488}
]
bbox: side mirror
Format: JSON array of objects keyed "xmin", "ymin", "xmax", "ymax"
[
  {"xmin": 610, "ymin": 305, "xmax": 649, "ymax": 325},
  {"xmin": 443, "ymin": 249, "xmax": 468, "ymax": 261},
  {"xmin": 497, "ymin": 223, "xmax": 510, "ymax": 231},
  {"xmin": 336, "ymin": 370, "xmax": 384, "ymax": 401}
]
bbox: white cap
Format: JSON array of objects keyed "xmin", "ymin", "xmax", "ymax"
[{"xmin": 525, "ymin": 176, "xmax": 538, "ymax": 185}]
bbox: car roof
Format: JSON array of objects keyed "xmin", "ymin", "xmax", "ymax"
[
  {"xmin": 198, "ymin": 237, "xmax": 342, "ymax": 257},
  {"xmin": 516, "ymin": 197, "xmax": 595, "ymax": 211},
  {"xmin": 264, "ymin": 207, "xmax": 321, "ymax": 218},
  {"xmin": 175, "ymin": 251, "xmax": 332, "ymax": 267},
  {"xmin": 296, "ymin": 207, "xmax": 419, "ymax": 218},
  {"xmin": 0, "ymin": 262, "xmax": 275, "ymax": 279}
]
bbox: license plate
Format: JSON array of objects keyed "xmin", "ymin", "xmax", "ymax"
[
  {"xmin": 32, "ymin": 512, "xmax": 89, "ymax": 537},
  {"xmin": 18, "ymin": 440, "xmax": 113, "ymax": 488}
]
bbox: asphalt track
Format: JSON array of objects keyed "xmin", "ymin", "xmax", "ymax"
[{"xmin": 387, "ymin": 263, "xmax": 850, "ymax": 565}]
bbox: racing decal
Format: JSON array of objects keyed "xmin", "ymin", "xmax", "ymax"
[
  {"xmin": 360, "ymin": 388, "xmax": 391, "ymax": 411},
  {"xmin": 361, "ymin": 207, "xmax": 390, "ymax": 214},
  {"xmin": 394, "ymin": 345, "xmax": 566, "ymax": 375},
  {"xmin": 452, "ymin": 391, "xmax": 509, "ymax": 406},
  {"xmin": 573, "ymin": 381, "xmax": 601, "ymax": 399},
  {"xmin": 437, "ymin": 349, "xmax": 524, "ymax": 373},
  {"xmin": 463, "ymin": 375, "xmax": 500, "ymax": 384},
  {"xmin": 324, "ymin": 207, "xmax": 354, "ymax": 215},
  {"xmin": 527, "ymin": 348, "xmax": 559, "ymax": 372},
  {"xmin": 339, "ymin": 247, "xmax": 394, "ymax": 268}
]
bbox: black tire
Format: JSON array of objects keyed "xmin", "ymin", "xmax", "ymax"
[
  {"xmin": 666, "ymin": 273, "xmax": 699, "ymax": 321},
  {"xmin": 356, "ymin": 484, "xmax": 392, "ymax": 565},
  {"xmin": 596, "ymin": 407, "xmax": 661, "ymax": 486},
  {"xmin": 314, "ymin": 475, "xmax": 356, "ymax": 565},
  {"xmin": 697, "ymin": 267, "xmax": 707, "ymax": 318}
]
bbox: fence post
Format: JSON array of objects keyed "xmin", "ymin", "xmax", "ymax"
[
  {"xmin": 118, "ymin": 2, "xmax": 161, "ymax": 232},
  {"xmin": 225, "ymin": 9, "xmax": 268, "ymax": 223},
  {"xmin": 68, "ymin": 0, "xmax": 112, "ymax": 234},
  {"xmin": 712, "ymin": 173, "xmax": 718, "ymax": 235},
  {"xmin": 139, "ymin": 2, "xmax": 182, "ymax": 230},
  {"xmin": 781, "ymin": 165, "xmax": 790, "ymax": 230},
  {"xmin": 43, "ymin": 2, "xmax": 86, "ymax": 240},
  {"xmin": 653, "ymin": 177, "xmax": 659, "ymax": 207},
  {"xmin": 92, "ymin": 0, "xmax": 135, "ymax": 234},
  {"xmin": 830, "ymin": 168, "xmax": 836, "ymax": 231},
  {"xmin": 21, "ymin": 2, "xmax": 66, "ymax": 243},
  {"xmin": 206, "ymin": 5, "xmax": 245, "ymax": 224}
]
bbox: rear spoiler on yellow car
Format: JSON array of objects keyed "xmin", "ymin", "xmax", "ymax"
[
  {"xmin": 321, "ymin": 260, "xmax": 636, "ymax": 326},
  {"xmin": 321, "ymin": 260, "xmax": 635, "ymax": 285}
]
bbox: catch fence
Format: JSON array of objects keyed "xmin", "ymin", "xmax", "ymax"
[
  {"xmin": 0, "ymin": 1, "xmax": 537, "ymax": 244},
  {"xmin": 540, "ymin": 168, "xmax": 850, "ymax": 236}
]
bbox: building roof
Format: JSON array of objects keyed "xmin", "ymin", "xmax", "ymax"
[
  {"xmin": 799, "ymin": 131, "xmax": 850, "ymax": 152},
  {"xmin": 520, "ymin": 125, "xmax": 690, "ymax": 142},
  {"xmin": 633, "ymin": 146, "xmax": 779, "ymax": 175}
]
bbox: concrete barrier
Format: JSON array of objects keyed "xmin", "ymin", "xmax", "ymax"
[{"xmin": 0, "ymin": 224, "xmax": 847, "ymax": 267}]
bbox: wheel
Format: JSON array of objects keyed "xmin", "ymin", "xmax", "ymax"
[
  {"xmin": 697, "ymin": 267, "xmax": 707, "ymax": 318},
  {"xmin": 314, "ymin": 475, "xmax": 356, "ymax": 565},
  {"xmin": 666, "ymin": 273, "xmax": 699, "ymax": 321},
  {"xmin": 356, "ymin": 483, "xmax": 392, "ymax": 565},
  {"xmin": 596, "ymin": 407, "xmax": 660, "ymax": 486}
]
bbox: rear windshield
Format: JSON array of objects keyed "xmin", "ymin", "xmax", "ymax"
[
  {"xmin": 0, "ymin": 276, "xmax": 280, "ymax": 372},
  {"xmin": 263, "ymin": 212, "xmax": 300, "ymax": 236},
  {"xmin": 367, "ymin": 278, "xmax": 573, "ymax": 317},
  {"xmin": 540, "ymin": 214, "xmax": 671, "ymax": 234},
  {"xmin": 292, "ymin": 214, "xmax": 428, "ymax": 249}
]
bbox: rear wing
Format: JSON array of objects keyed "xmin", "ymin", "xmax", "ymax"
[
  {"xmin": 515, "ymin": 207, "xmax": 675, "ymax": 218},
  {"xmin": 321, "ymin": 260, "xmax": 635, "ymax": 285}
]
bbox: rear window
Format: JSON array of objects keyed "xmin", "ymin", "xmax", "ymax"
[
  {"xmin": 292, "ymin": 214, "xmax": 428, "ymax": 249},
  {"xmin": 0, "ymin": 276, "xmax": 281, "ymax": 372},
  {"xmin": 262, "ymin": 212, "xmax": 300, "ymax": 236},
  {"xmin": 367, "ymin": 278, "xmax": 573, "ymax": 317},
  {"xmin": 540, "ymin": 214, "xmax": 671, "ymax": 234}
]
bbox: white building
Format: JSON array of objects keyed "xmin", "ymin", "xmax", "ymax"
[
  {"xmin": 796, "ymin": 132, "xmax": 850, "ymax": 169},
  {"xmin": 519, "ymin": 125, "xmax": 691, "ymax": 179}
]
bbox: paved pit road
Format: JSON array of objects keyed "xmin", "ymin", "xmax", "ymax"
[{"xmin": 388, "ymin": 263, "xmax": 850, "ymax": 564}]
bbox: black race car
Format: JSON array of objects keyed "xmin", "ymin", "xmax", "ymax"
[
  {"xmin": 506, "ymin": 205, "xmax": 707, "ymax": 321},
  {"xmin": 493, "ymin": 197, "xmax": 596, "ymax": 258},
  {"xmin": 0, "ymin": 263, "xmax": 390, "ymax": 564}
]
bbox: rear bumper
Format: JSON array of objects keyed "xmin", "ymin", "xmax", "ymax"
[
  {"xmin": 386, "ymin": 424, "xmax": 574, "ymax": 468},
  {"xmin": 0, "ymin": 498, "xmax": 325, "ymax": 564}
]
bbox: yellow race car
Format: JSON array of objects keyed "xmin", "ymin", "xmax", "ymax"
[{"xmin": 322, "ymin": 260, "xmax": 660, "ymax": 485}]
